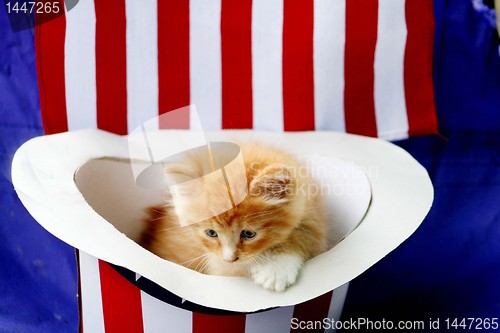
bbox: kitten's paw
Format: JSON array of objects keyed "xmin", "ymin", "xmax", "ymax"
[{"xmin": 250, "ymin": 254, "xmax": 303, "ymax": 292}]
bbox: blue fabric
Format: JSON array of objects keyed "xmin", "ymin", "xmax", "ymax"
[
  {"xmin": 0, "ymin": 4, "xmax": 78, "ymax": 333},
  {"xmin": 341, "ymin": 133, "xmax": 500, "ymax": 324},
  {"xmin": 433, "ymin": 0, "xmax": 500, "ymax": 133},
  {"xmin": 0, "ymin": 0, "xmax": 499, "ymax": 332},
  {"xmin": 342, "ymin": 0, "xmax": 500, "ymax": 326}
]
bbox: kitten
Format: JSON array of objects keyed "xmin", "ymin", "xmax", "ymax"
[{"xmin": 141, "ymin": 142, "xmax": 327, "ymax": 292}]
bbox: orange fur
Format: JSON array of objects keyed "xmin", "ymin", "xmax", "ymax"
[{"xmin": 141, "ymin": 142, "xmax": 327, "ymax": 288}]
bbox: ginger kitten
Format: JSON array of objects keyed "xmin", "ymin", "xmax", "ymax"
[{"xmin": 141, "ymin": 142, "xmax": 327, "ymax": 292}]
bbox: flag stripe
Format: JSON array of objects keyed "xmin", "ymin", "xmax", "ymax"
[
  {"xmin": 404, "ymin": 0, "xmax": 438, "ymax": 136},
  {"xmin": 94, "ymin": 0, "xmax": 128, "ymax": 135},
  {"xmin": 140, "ymin": 291, "xmax": 193, "ymax": 333},
  {"xmin": 192, "ymin": 313, "xmax": 246, "ymax": 333},
  {"xmin": 125, "ymin": 0, "xmax": 159, "ymax": 133},
  {"xmin": 37, "ymin": 1, "xmax": 439, "ymax": 148},
  {"xmin": 327, "ymin": 283, "xmax": 349, "ymax": 323},
  {"xmin": 313, "ymin": 0, "xmax": 346, "ymax": 132},
  {"xmin": 189, "ymin": 0, "xmax": 222, "ymax": 130},
  {"xmin": 99, "ymin": 261, "xmax": 145, "ymax": 333},
  {"xmin": 344, "ymin": 0, "xmax": 378, "ymax": 137},
  {"xmin": 159, "ymin": 106, "xmax": 190, "ymax": 129},
  {"xmin": 35, "ymin": 13, "xmax": 68, "ymax": 134},
  {"xmin": 245, "ymin": 306, "xmax": 294, "ymax": 333},
  {"xmin": 64, "ymin": 0, "xmax": 97, "ymax": 131},
  {"xmin": 374, "ymin": 0, "xmax": 409, "ymax": 140},
  {"xmin": 158, "ymin": 0, "xmax": 190, "ymax": 116},
  {"xmin": 282, "ymin": 0, "xmax": 315, "ymax": 131},
  {"xmin": 79, "ymin": 252, "xmax": 106, "ymax": 333},
  {"xmin": 290, "ymin": 291, "xmax": 333, "ymax": 332},
  {"xmin": 221, "ymin": 0, "xmax": 253, "ymax": 129},
  {"xmin": 251, "ymin": 0, "xmax": 284, "ymax": 131}
]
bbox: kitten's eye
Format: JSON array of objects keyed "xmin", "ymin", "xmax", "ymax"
[
  {"xmin": 206, "ymin": 229, "xmax": 218, "ymax": 238},
  {"xmin": 241, "ymin": 230, "xmax": 256, "ymax": 239}
]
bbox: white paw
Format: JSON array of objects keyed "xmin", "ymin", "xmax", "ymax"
[{"xmin": 250, "ymin": 254, "xmax": 303, "ymax": 292}]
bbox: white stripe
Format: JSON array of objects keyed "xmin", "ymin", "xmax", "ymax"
[
  {"xmin": 245, "ymin": 305, "xmax": 295, "ymax": 333},
  {"xmin": 64, "ymin": 0, "xmax": 97, "ymax": 130},
  {"xmin": 325, "ymin": 283, "xmax": 349, "ymax": 333},
  {"xmin": 78, "ymin": 251, "xmax": 105, "ymax": 333},
  {"xmin": 373, "ymin": 0, "xmax": 409, "ymax": 139},
  {"xmin": 251, "ymin": 0, "xmax": 284, "ymax": 131},
  {"xmin": 140, "ymin": 291, "xmax": 192, "ymax": 333},
  {"xmin": 125, "ymin": 0, "xmax": 159, "ymax": 133},
  {"xmin": 313, "ymin": 0, "xmax": 346, "ymax": 132},
  {"xmin": 190, "ymin": 0, "xmax": 222, "ymax": 130}
]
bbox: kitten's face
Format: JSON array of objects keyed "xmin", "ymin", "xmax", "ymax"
[
  {"xmin": 189, "ymin": 200, "xmax": 296, "ymax": 266},
  {"xmin": 180, "ymin": 163, "xmax": 304, "ymax": 267}
]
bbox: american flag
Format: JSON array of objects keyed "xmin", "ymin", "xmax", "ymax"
[
  {"xmin": 36, "ymin": 0, "xmax": 437, "ymax": 139},
  {"xmin": 35, "ymin": 0, "xmax": 437, "ymax": 332}
]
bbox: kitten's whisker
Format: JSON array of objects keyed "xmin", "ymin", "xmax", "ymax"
[
  {"xmin": 194, "ymin": 259, "xmax": 205, "ymax": 272},
  {"xmin": 247, "ymin": 253, "xmax": 268, "ymax": 267},
  {"xmin": 194, "ymin": 256, "xmax": 207, "ymax": 272},
  {"xmin": 195, "ymin": 256, "xmax": 212, "ymax": 274},
  {"xmin": 180, "ymin": 253, "xmax": 210, "ymax": 267},
  {"xmin": 198, "ymin": 257, "xmax": 212, "ymax": 275},
  {"xmin": 247, "ymin": 257, "xmax": 258, "ymax": 268}
]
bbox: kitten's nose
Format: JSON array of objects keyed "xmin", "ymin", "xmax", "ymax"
[{"xmin": 222, "ymin": 247, "xmax": 238, "ymax": 262}]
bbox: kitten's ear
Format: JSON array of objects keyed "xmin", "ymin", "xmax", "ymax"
[{"xmin": 249, "ymin": 164, "xmax": 292, "ymax": 204}]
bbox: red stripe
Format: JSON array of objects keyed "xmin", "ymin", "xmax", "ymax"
[
  {"xmin": 98, "ymin": 261, "xmax": 144, "ymax": 333},
  {"xmin": 282, "ymin": 0, "xmax": 315, "ymax": 131},
  {"xmin": 35, "ymin": 11, "xmax": 68, "ymax": 134},
  {"xmin": 344, "ymin": 0, "xmax": 378, "ymax": 137},
  {"xmin": 158, "ymin": 0, "xmax": 190, "ymax": 117},
  {"xmin": 221, "ymin": 0, "xmax": 253, "ymax": 129},
  {"xmin": 290, "ymin": 291, "xmax": 334, "ymax": 333},
  {"xmin": 192, "ymin": 313, "xmax": 246, "ymax": 333},
  {"xmin": 404, "ymin": 0, "xmax": 438, "ymax": 136},
  {"xmin": 94, "ymin": 0, "xmax": 128, "ymax": 135},
  {"xmin": 159, "ymin": 106, "xmax": 190, "ymax": 129}
]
